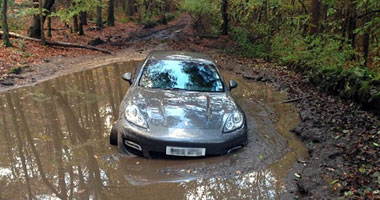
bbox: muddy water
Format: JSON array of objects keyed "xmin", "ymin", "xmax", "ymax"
[{"xmin": 0, "ymin": 61, "xmax": 307, "ymax": 200}]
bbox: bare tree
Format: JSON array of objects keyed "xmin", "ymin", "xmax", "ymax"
[
  {"xmin": 107, "ymin": 0, "xmax": 115, "ymax": 26},
  {"xmin": 47, "ymin": 16, "xmax": 52, "ymax": 37},
  {"xmin": 309, "ymin": 0, "xmax": 321, "ymax": 34},
  {"xmin": 128, "ymin": 0, "xmax": 136, "ymax": 16},
  {"xmin": 221, "ymin": 0, "xmax": 229, "ymax": 35},
  {"xmin": 2, "ymin": 0, "xmax": 12, "ymax": 47},
  {"xmin": 96, "ymin": 0, "xmax": 103, "ymax": 28},
  {"xmin": 39, "ymin": 0, "xmax": 46, "ymax": 44},
  {"xmin": 27, "ymin": 0, "xmax": 55, "ymax": 38},
  {"xmin": 79, "ymin": 11, "xmax": 85, "ymax": 35}
]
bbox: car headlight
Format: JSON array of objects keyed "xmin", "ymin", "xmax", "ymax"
[
  {"xmin": 125, "ymin": 105, "xmax": 148, "ymax": 129},
  {"xmin": 223, "ymin": 111, "xmax": 244, "ymax": 133}
]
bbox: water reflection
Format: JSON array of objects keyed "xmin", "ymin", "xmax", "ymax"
[
  {"xmin": 0, "ymin": 61, "xmax": 306, "ymax": 200},
  {"xmin": 182, "ymin": 170, "xmax": 281, "ymax": 200},
  {"xmin": 0, "ymin": 62, "xmax": 134, "ymax": 199}
]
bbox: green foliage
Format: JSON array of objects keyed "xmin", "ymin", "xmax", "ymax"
[
  {"xmin": 269, "ymin": 28, "xmax": 380, "ymax": 111},
  {"xmin": 51, "ymin": 0, "xmax": 102, "ymax": 24},
  {"xmin": 272, "ymin": 31, "xmax": 357, "ymax": 69},
  {"xmin": 229, "ymin": 27, "xmax": 267, "ymax": 58},
  {"xmin": 16, "ymin": 39, "xmax": 26, "ymax": 51},
  {"xmin": 181, "ymin": 0, "xmax": 220, "ymax": 33},
  {"xmin": 136, "ymin": 0, "xmax": 171, "ymax": 25},
  {"xmin": 9, "ymin": 66, "xmax": 24, "ymax": 74},
  {"xmin": 0, "ymin": 0, "xmax": 30, "ymax": 31},
  {"xmin": 141, "ymin": 16, "xmax": 158, "ymax": 28}
]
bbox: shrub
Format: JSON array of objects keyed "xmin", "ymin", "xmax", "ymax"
[
  {"xmin": 270, "ymin": 29, "xmax": 380, "ymax": 112},
  {"xmin": 181, "ymin": 0, "xmax": 219, "ymax": 34},
  {"xmin": 227, "ymin": 27, "xmax": 269, "ymax": 58}
]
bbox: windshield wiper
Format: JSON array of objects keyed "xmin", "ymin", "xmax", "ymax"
[{"xmin": 163, "ymin": 87, "xmax": 184, "ymax": 91}]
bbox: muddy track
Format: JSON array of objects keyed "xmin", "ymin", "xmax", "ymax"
[{"xmin": 126, "ymin": 15, "xmax": 191, "ymax": 42}]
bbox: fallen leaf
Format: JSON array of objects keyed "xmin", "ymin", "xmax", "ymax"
[
  {"xmin": 326, "ymin": 167, "xmax": 335, "ymax": 172},
  {"xmin": 330, "ymin": 179, "xmax": 339, "ymax": 185},
  {"xmin": 333, "ymin": 135, "xmax": 341, "ymax": 140}
]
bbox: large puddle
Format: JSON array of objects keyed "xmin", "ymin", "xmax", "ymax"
[{"xmin": 0, "ymin": 61, "xmax": 307, "ymax": 199}]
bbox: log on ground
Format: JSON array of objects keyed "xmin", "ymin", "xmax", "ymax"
[{"xmin": 0, "ymin": 31, "xmax": 112, "ymax": 54}]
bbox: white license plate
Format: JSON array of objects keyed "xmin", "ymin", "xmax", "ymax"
[{"xmin": 166, "ymin": 146, "xmax": 206, "ymax": 157}]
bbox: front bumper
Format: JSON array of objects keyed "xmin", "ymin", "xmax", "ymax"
[{"xmin": 114, "ymin": 120, "xmax": 248, "ymax": 158}]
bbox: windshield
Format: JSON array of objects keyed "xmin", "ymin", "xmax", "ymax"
[{"xmin": 139, "ymin": 60, "xmax": 224, "ymax": 92}]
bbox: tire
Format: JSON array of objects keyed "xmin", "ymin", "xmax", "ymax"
[{"xmin": 110, "ymin": 126, "xmax": 118, "ymax": 146}]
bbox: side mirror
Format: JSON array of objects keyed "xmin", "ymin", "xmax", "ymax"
[
  {"xmin": 229, "ymin": 80, "xmax": 238, "ymax": 91},
  {"xmin": 122, "ymin": 72, "xmax": 132, "ymax": 84}
]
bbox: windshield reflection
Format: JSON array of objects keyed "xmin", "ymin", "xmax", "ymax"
[{"xmin": 139, "ymin": 60, "xmax": 224, "ymax": 92}]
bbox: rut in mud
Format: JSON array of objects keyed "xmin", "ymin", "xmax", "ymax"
[
  {"xmin": 126, "ymin": 15, "xmax": 191, "ymax": 42},
  {"xmin": 0, "ymin": 61, "xmax": 307, "ymax": 199}
]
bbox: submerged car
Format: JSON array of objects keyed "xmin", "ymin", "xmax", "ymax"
[{"xmin": 110, "ymin": 50, "xmax": 247, "ymax": 158}]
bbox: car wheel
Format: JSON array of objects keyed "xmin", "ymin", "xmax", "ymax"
[{"xmin": 110, "ymin": 126, "xmax": 118, "ymax": 145}]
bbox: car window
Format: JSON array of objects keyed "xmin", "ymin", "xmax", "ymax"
[{"xmin": 139, "ymin": 60, "xmax": 224, "ymax": 92}]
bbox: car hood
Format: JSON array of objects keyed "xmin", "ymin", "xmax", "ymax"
[{"xmin": 127, "ymin": 87, "xmax": 237, "ymax": 131}]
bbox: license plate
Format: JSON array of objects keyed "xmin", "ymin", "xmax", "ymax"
[{"xmin": 166, "ymin": 146, "xmax": 206, "ymax": 157}]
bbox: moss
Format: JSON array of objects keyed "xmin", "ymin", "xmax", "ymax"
[
  {"xmin": 357, "ymin": 81, "xmax": 371, "ymax": 103},
  {"xmin": 9, "ymin": 66, "xmax": 24, "ymax": 74},
  {"xmin": 370, "ymin": 92, "xmax": 380, "ymax": 102},
  {"xmin": 369, "ymin": 92, "xmax": 380, "ymax": 113},
  {"xmin": 370, "ymin": 74, "xmax": 380, "ymax": 86}
]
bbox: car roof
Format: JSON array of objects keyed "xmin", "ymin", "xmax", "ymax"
[{"xmin": 148, "ymin": 50, "xmax": 215, "ymax": 64}]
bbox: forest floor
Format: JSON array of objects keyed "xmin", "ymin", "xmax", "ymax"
[{"xmin": 1, "ymin": 14, "xmax": 379, "ymax": 199}]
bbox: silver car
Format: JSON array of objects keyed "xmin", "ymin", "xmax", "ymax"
[{"xmin": 110, "ymin": 50, "xmax": 247, "ymax": 158}]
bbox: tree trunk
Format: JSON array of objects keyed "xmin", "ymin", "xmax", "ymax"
[
  {"xmin": 79, "ymin": 12, "xmax": 85, "ymax": 36},
  {"xmin": 27, "ymin": 0, "xmax": 55, "ymax": 38},
  {"xmin": 128, "ymin": 0, "xmax": 136, "ymax": 16},
  {"xmin": 47, "ymin": 16, "xmax": 52, "ymax": 37},
  {"xmin": 96, "ymin": 0, "xmax": 103, "ymax": 29},
  {"xmin": 81, "ymin": 12, "xmax": 88, "ymax": 25},
  {"xmin": 348, "ymin": 16, "xmax": 357, "ymax": 49},
  {"xmin": 2, "ymin": 0, "xmax": 12, "ymax": 47},
  {"xmin": 39, "ymin": 0, "xmax": 45, "ymax": 45},
  {"xmin": 107, "ymin": 0, "xmax": 115, "ymax": 26},
  {"xmin": 363, "ymin": 32, "xmax": 370, "ymax": 67},
  {"xmin": 309, "ymin": 0, "xmax": 321, "ymax": 35},
  {"xmin": 73, "ymin": 15, "xmax": 79, "ymax": 32},
  {"xmin": 221, "ymin": 0, "xmax": 229, "ymax": 35},
  {"xmin": 160, "ymin": 0, "xmax": 169, "ymax": 25}
]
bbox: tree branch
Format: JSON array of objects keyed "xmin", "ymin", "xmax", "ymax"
[
  {"xmin": 357, "ymin": 9, "xmax": 380, "ymax": 19},
  {"xmin": 297, "ymin": 0, "xmax": 308, "ymax": 13}
]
